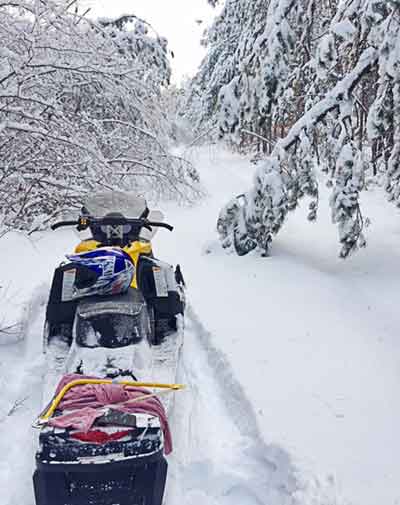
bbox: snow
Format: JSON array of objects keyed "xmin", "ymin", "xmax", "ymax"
[
  {"xmin": 331, "ymin": 20, "xmax": 356, "ymax": 41},
  {"xmin": 0, "ymin": 146, "xmax": 400, "ymax": 505},
  {"xmin": 156, "ymin": 147, "xmax": 400, "ymax": 505}
]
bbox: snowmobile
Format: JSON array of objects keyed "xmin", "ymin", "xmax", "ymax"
[
  {"xmin": 33, "ymin": 192, "xmax": 185, "ymax": 505},
  {"xmin": 44, "ymin": 192, "xmax": 185, "ymax": 349}
]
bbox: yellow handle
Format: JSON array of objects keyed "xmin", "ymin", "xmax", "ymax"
[{"xmin": 40, "ymin": 378, "xmax": 184, "ymax": 422}]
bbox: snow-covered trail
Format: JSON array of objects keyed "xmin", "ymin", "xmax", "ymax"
[
  {"xmin": 0, "ymin": 287, "xmax": 303, "ymax": 505},
  {"xmin": 166, "ymin": 306, "xmax": 299, "ymax": 505},
  {"xmin": 0, "ymin": 192, "xmax": 302, "ymax": 505},
  {"xmin": 155, "ymin": 147, "xmax": 400, "ymax": 505},
  {"xmin": 0, "ymin": 145, "xmax": 399, "ymax": 505}
]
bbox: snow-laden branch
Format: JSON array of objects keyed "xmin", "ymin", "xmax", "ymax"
[
  {"xmin": 0, "ymin": 0, "xmax": 199, "ymax": 232},
  {"xmin": 214, "ymin": 0, "xmax": 396, "ymax": 258},
  {"xmin": 275, "ymin": 47, "xmax": 378, "ymax": 153}
]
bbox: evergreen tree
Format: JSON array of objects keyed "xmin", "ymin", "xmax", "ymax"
[{"xmin": 195, "ymin": 0, "xmax": 398, "ymax": 258}]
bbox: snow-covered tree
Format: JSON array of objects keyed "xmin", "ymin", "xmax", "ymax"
[
  {"xmin": 0, "ymin": 0, "xmax": 199, "ymax": 234},
  {"xmin": 211, "ymin": 0, "xmax": 400, "ymax": 258},
  {"xmin": 188, "ymin": 0, "xmax": 329, "ymax": 148},
  {"xmin": 185, "ymin": 0, "xmax": 244, "ymax": 137}
]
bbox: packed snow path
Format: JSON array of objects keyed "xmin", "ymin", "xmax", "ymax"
[
  {"xmin": 0, "ymin": 146, "xmax": 399, "ymax": 505},
  {"xmin": 0, "ymin": 287, "xmax": 302, "ymax": 505},
  {"xmin": 167, "ymin": 306, "xmax": 300, "ymax": 505}
]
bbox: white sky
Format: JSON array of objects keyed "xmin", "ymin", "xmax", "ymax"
[{"xmin": 80, "ymin": 0, "xmax": 217, "ymax": 83}]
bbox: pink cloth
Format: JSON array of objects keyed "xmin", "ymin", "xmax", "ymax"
[{"xmin": 47, "ymin": 374, "xmax": 173, "ymax": 454}]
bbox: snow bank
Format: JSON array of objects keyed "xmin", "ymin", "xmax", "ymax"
[{"xmin": 0, "ymin": 229, "xmax": 77, "ymax": 344}]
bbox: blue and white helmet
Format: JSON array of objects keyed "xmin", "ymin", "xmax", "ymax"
[{"xmin": 66, "ymin": 248, "xmax": 134, "ymax": 299}]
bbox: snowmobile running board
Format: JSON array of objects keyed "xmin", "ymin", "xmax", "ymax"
[{"xmin": 36, "ymin": 378, "xmax": 185, "ymax": 426}]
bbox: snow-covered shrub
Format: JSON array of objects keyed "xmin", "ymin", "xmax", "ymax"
[{"xmin": 0, "ymin": 1, "xmax": 199, "ymax": 233}]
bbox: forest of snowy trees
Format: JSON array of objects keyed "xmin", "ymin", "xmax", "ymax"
[
  {"xmin": 2, "ymin": 0, "xmax": 400, "ymax": 259},
  {"xmin": 186, "ymin": 0, "xmax": 400, "ymax": 258},
  {"xmin": 0, "ymin": 0, "xmax": 199, "ymax": 235}
]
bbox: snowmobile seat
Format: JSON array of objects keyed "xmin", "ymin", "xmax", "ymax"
[{"xmin": 74, "ymin": 288, "xmax": 150, "ymax": 348}]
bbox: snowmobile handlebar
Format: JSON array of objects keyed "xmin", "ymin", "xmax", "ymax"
[
  {"xmin": 51, "ymin": 217, "xmax": 174, "ymax": 232},
  {"xmin": 51, "ymin": 220, "xmax": 81, "ymax": 230}
]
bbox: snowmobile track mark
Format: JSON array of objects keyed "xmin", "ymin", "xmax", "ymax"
[{"xmin": 166, "ymin": 305, "xmax": 301, "ymax": 505}]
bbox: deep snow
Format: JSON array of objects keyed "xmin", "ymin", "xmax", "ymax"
[
  {"xmin": 156, "ymin": 146, "xmax": 400, "ymax": 505},
  {"xmin": 0, "ymin": 146, "xmax": 399, "ymax": 505}
]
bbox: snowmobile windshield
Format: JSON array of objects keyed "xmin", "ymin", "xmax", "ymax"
[
  {"xmin": 76, "ymin": 312, "xmax": 142, "ymax": 348},
  {"xmin": 82, "ymin": 191, "xmax": 149, "ymax": 219}
]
